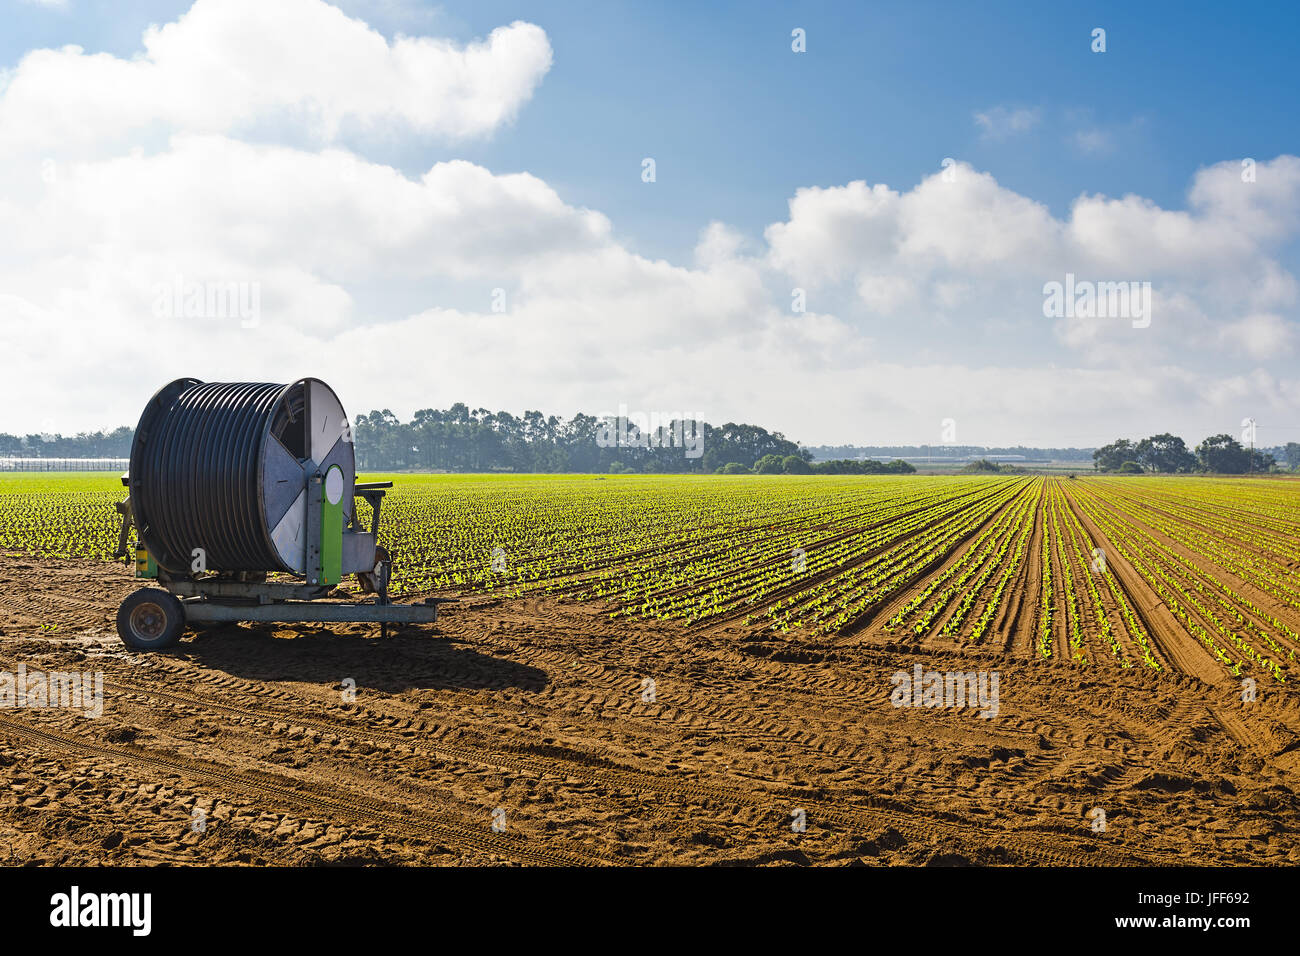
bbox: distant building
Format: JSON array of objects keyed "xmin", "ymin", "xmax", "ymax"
[{"xmin": 0, "ymin": 457, "xmax": 130, "ymax": 472}]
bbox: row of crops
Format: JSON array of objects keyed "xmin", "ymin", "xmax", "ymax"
[
  {"xmin": 364, "ymin": 474, "xmax": 1036, "ymax": 634},
  {"xmin": 1075, "ymin": 479, "xmax": 1300, "ymax": 683},
  {"xmin": 3, "ymin": 471, "xmax": 1300, "ymax": 684}
]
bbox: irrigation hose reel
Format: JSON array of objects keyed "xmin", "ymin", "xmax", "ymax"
[{"xmin": 113, "ymin": 378, "xmax": 450, "ymax": 650}]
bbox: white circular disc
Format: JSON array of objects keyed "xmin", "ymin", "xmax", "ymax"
[{"xmin": 324, "ymin": 465, "xmax": 345, "ymax": 505}]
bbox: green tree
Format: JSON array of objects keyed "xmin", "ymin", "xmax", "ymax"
[
  {"xmin": 1250, "ymin": 449, "xmax": 1276, "ymax": 472},
  {"xmin": 1196, "ymin": 434, "xmax": 1250, "ymax": 473},
  {"xmin": 1093, "ymin": 439, "xmax": 1135, "ymax": 472},
  {"xmin": 1134, "ymin": 433, "xmax": 1197, "ymax": 473}
]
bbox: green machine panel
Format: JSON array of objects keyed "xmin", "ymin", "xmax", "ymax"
[{"xmin": 319, "ymin": 464, "xmax": 345, "ymax": 586}]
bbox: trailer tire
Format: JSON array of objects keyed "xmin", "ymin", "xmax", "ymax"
[{"xmin": 117, "ymin": 588, "xmax": 186, "ymax": 650}]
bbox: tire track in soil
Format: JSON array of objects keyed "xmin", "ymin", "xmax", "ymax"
[
  {"xmin": 117, "ymin": 635, "xmax": 1087, "ymax": 802},
  {"xmin": 0, "ymin": 713, "xmax": 613, "ymax": 867},
  {"xmin": 103, "ymin": 656, "xmax": 1031, "ymax": 783},
  {"xmin": 130, "ymin": 599, "xmax": 1161, "ymax": 781},
  {"xmin": 144, "ymin": 643, "xmax": 884, "ymax": 765},
  {"xmin": 81, "ymin": 672, "xmax": 1150, "ymax": 866},
  {"xmin": 0, "ymin": 591, "xmax": 118, "ymax": 633},
  {"xmin": 1, "ymin": 546, "xmax": 1282, "ymax": 865}
]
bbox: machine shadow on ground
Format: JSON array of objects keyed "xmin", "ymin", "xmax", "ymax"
[{"xmin": 168, "ymin": 624, "xmax": 551, "ymax": 694}]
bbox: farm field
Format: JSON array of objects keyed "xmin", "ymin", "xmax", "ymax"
[
  {"xmin": 0, "ymin": 472, "xmax": 1299, "ymax": 865},
  {"xmin": 6, "ymin": 471, "xmax": 1298, "ymax": 689}
]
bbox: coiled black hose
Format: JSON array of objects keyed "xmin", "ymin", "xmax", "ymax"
[{"xmin": 133, "ymin": 381, "xmax": 288, "ymax": 572}]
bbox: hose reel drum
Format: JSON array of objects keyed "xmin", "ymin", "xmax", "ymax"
[
  {"xmin": 113, "ymin": 378, "xmax": 450, "ymax": 651},
  {"xmin": 128, "ymin": 378, "xmax": 373, "ymax": 584}
]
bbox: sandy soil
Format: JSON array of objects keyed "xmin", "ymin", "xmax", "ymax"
[{"xmin": 0, "ymin": 550, "xmax": 1297, "ymax": 866}]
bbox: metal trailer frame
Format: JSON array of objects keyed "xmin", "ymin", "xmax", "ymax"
[
  {"xmin": 114, "ymin": 478, "xmax": 456, "ymax": 648},
  {"xmin": 180, "ymin": 597, "xmax": 454, "ymax": 625}
]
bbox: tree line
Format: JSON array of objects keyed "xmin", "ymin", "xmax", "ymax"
[
  {"xmin": 349, "ymin": 405, "xmax": 918, "ymax": 474},
  {"xmin": 0, "ymin": 427, "xmax": 133, "ymax": 459},
  {"xmin": 11, "ymin": 416, "xmax": 1293, "ymax": 477},
  {"xmin": 0, "ymin": 408, "xmax": 915, "ymax": 475},
  {"xmin": 1093, "ymin": 433, "xmax": 1300, "ymax": 474},
  {"xmin": 347, "ymin": 405, "xmax": 803, "ymax": 472}
]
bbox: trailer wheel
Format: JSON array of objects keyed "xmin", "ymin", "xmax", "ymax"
[{"xmin": 116, "ymin": 588, "xmax": 185, "ymax": 650}]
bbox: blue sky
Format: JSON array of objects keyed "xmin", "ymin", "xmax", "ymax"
[
  {"xmin": 1, "ymin": 0, "xmax": 1298, "ymax": 446},
  {"xmin": 9, "ymin": 0, "xmax": 1294, "ymax": 261},
  {"xmin": 450, "ymin": 0, "xmax": 1298, "ymax": 262}
]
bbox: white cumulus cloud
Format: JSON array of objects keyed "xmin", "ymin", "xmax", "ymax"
[
  {"xmin": 0, "ymin": 1, "xmax": 1296, "ymax": 449},
  {"xmin": 0, "ymin": 0, "xmax": 551, "ymax": 155}
]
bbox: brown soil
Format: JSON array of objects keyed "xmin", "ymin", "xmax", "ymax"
[{"xmin": 0, "ymin": 549, "xmax": 1298, "ymax": 866}]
